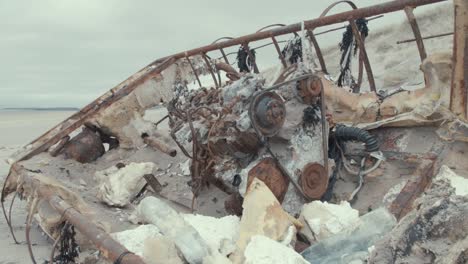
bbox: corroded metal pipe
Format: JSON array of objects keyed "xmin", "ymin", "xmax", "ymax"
[
  {"xmin": 450, "ymin": 0, "xmax": 468, "ymax": 120},
  {"xmin": 39, "ymin": 189, "xmax": 145, "ymax": 264}
]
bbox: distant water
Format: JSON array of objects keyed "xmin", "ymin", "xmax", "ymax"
[
  {"xmin": 0, "ymin": 107, "xmax": 79, "ymax": 111},
  {"xmin": 0, "ymin": 110, "xmax": 76, "ymax": 146}
]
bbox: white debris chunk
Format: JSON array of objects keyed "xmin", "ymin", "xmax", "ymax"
[
  {"xmin": 300, "ymin": 201, "xmax": 360, "ymax": 242},
  {"xmin": 143, "ymin": 237, "xmax": 184, "ymax": 264},
  {"xmin": 244, "ymin": 235, "xmax": 310, "ymax": 264},
  {"xmin": 137, "ymin": 196, "xmax": 211, "ymax": 264},
  {"xmin": 111, "ymin": 225, "xmax": 161, "ymax": 257},
  {"xmin": 183, "ymin": 214, "xmax": 240, "ymax": 256},
  {"xmin": 180, "ymin": 159, "xmax": 191, "ymax": 176},
  {"xmin": 435, "ymin": 165, "xmax": 468, "ymax": 196},
  {"xmin": 96, "ymin": 162, "xmax": 155, "ymax": 207}
]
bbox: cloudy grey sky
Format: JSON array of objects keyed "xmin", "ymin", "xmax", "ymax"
[{"xmin": 0, "ymin": 0, "xmax": 445, "ymax": 108}]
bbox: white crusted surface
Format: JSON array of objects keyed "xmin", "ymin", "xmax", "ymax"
[
  {"xmin": 301, "ymin": 201, "xmax": 361, "ymax": 241},
  {"xmin": 111, "ymin": 225, "xmax": 161, "ymax": 257},
  {"xmin": 96, "ymin": 162, "xmax": 155, "ymax": 206},
  {"xmin": 244, "ymin": 235, "xmax": 310, "ymax": 264},
  {"xmin": 183, "ymin": 214, "xmax": 240, "ymax": 256},
  {"xmin": 435, "ymin": 165, "xmax": 468, "ymax": 196}
]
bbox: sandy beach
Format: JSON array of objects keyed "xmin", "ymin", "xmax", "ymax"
[{"xmin": 0, "ymin": 110, "xmax": 74, "ymax": 264}]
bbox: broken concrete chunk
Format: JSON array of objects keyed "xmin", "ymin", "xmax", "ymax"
[
  {"xmin": 183, "ymin": 214, "xmax": 240, "ymax": 256},
  {"xmin": 301, "ymin": 208, "xmax": 396, "ymax": 264},
  {"xmin": 180, "ymin": 159, "xmax": 191, "ymax": 176},
  {"xmin": 230, "ymin": 178, "xmax": 302, "ymax": 263},
  {"xmin": 435, "ymin": 165, "xmax": 468, "ymax": 196},
  {"xmin": 244, "ymin": 235, "xmax": 310, "ymax": 264},
  {"xmin": 111, "ymin": 225, "xmax": 161, "ymax": 258},
  {"xmin": 143, "ymin": 237, "xmax": 184, "ymax": 264},
  {"xmin": 369, "ymin": 179, "xmax": 468, "ymax": 264},
  {"xmin": 137, "ymin": 196, "xmax": 211, "ymax": 264},
  {"xmin": 299, "ymin": 201, "xmax": 361, "ymax": 242},
  {"xmin": 96, "ymin": 162, "xmax": 155, "ymax": 207}
]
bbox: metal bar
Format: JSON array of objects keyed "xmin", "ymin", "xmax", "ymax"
[
  {"xmin": 319, "ymin": 79, "xmax": 329, "ymax": 181},
  {"xmin": 450, "ymin": 0, "xmax": 468, "ymax": 119},
  {"xmin": 185, "ymin": 56, "xmax": 202, "ymax": 88},
  {"xmin": 320, "ymin": 0, "xmax": 358, "ymax": 17},
  {"xmin": 143, "ymin": 174, "xmax": 163, "ymax": 193},
  {"xmin": 271, "ymin": 36, "xmax": 288, "ymax": 67},
  {"xmin": 404, "ymin": 7, "xmax": 428, "ymax": 62},
  {"xmin": 202, "ymin": 53, "xmax": 219, "ymax": 88},
  {"xmin": 39, "ymin": 190, "xmax": 145, "ymax": 264},
  {"xmin": 219, "ymin": 48, "xmax": 230, "ymax": 64},
  {"xmin": 356, "ymin": 42, "xmax": 365, "ymax": 92},
  {"xmin": 256, "ymin": 24, "xmax": 286, "ymax": 32},
  {"xmin": 389, "ymin": 160, "xmax": 434, "ymax": 219},
  {"xmin": 315, "ymin": 15, "xmax": 384, "ymax": 36},
  {"xmin": 158, "ymin": 0, "xmax": 445, "ymax": 62},
  {"xmin": 350, "ymin": 20, "xmax": 376, "ymax": 92},
  {"xmin": 396, "ymin": 31, "xmax": 454, "ymax": 44},
  {"xmin": 307, "ymin": 31, "xmax": 328, "ymax": 74}
]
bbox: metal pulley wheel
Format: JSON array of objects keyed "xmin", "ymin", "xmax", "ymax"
[{"xmin": 249, "ymin": 91, "xmax": 286, "ymax": 137}]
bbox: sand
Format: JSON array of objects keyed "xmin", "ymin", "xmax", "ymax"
[{"xmin": 0, "ymin": 110, "xmax": 74, "ymax": 263}]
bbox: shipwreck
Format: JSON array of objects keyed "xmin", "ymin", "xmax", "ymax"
[{"xmin": 2, "ymin": 0, "xmax": 468, "ymax": 263}]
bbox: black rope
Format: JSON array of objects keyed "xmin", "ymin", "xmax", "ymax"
[
  {"xmin": 236, "ymin": 45, "xmax": 256, "ymax": 73},
  {"xmin": 337, "ymin": 18, "xmax": 369, "ymax": 87},
  {"xmin": 50, "ymin": 222, "xmax": 79, "ymax": 264},
  {"xmin": 281, "ymin": 35, "xmax": 303, "ymax": 64}
]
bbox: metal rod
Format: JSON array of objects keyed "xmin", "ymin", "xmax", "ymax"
[
  {"xmin": 350, "ymin": 20, "xmax": 376, "ymax": 92},
  {"xmin": 219, "ymin": 48, "xmax": 230, "ymax": 64},
  {"xmin": 396, "ymin": 32, "xmax": 454, "ymax": 44},
  {"xmin": 319, "ymin": 79, "xmax": 329, "ymax": 182},
  {"xmin": 157, "ymin": 0, "xmax": 445, "ymax": 62},
  {"xmin": 404, "ymin": 6, "xmax": 427, "ymax": 62},
  {"xmin": 315, "ymin": 15, "xmax": 384, "ymax": 36},
  {"xmin": 271, "ymin": 36, "xmax": 288, "ymax": 67},
  {"xmin": 186, "ymin": 56, "xmax": 202, "ymax": 88},
  {"xmin": 202, "ymin": 53, "xmax": 219, "ymax": 88},
  {"xmin": 450, "ymin": 0, "xmax": 468, "ymax": 119},
  {"xmin": 307, "ymin": 30, "xmax": 329, "ymax": 74}
]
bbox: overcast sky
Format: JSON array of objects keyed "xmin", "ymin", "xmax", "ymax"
[{"xmin": 0, "ymin": 0, "xmax": 446, "ymax": 108}]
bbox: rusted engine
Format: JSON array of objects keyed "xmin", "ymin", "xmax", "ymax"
[{"xmin": 168, "ymin": 69, "xmax": 329, "ymax": 213}]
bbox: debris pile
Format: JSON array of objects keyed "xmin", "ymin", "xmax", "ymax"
[{"xmin": 2, "ymin": 1, "xmax": 468, "ymax": 263}]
